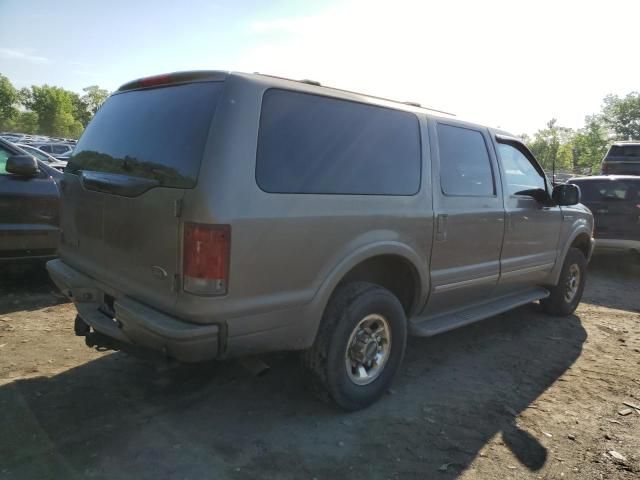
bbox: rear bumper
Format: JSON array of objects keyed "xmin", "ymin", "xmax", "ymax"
[
  {"xmin": 594, "ymin": 238, "xmax": 640, "ymax": 252},
  {"xmin": 46, "ymin": 259, "xmax": 220, "ymax": 362}
]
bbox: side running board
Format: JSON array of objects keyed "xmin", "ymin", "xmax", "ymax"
[{"xmin": 409, "ymin": 287, "xmax": 550, "ymax": 337}]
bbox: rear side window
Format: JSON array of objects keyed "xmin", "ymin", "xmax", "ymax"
[
  {"xmin": 437, "ymin": 124, "xmax": 494, "ymax": 196},
  {"xmin": 256, "ymin": 89, "xmax": 421, "ymax": 195},
  {"xmin": 67, "ymin": 82, "xmax": 223, "ymax": 188}
]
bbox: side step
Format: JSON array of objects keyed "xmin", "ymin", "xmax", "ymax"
[{"xmin": 409, "ymin": 287, "xmax": 550, "ymax": 337}]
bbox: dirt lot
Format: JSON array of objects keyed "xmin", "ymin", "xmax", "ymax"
[{"xmin": 1, "ymin": 254, "xmax": 639, "ymax": 479}]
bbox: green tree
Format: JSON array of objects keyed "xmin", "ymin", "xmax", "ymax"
[
  {"xmin": 0, "ymin": 73, "xmax": 19, "ymax": 129},
  {"xmin": 21, "ymin": 84, "xmax": 81, "ymax": 137},
  {"xmin": 71, "ymin": 85, "xmax": 109, "ymax": 127},
  {"xmin": 82, "ymin": 85, "xmax": 109, "ymax": 115},
  {"xmin": 527, "ymin": 119, "xmax": 574, "ymax": 171},
  {"xmin": 7, "ymin": 111, "xmax": 38, "ymax": 133},
  {"xmin": 0, "ymin": 74, "xmax": 108, "ymax": 137},
  {"xmin": 602, "ymin": 92, "xmax": 640, "ymax": 140},
  {"xmin": 572, "ymin": 116, "xmax": 609, "ymax": 173}
]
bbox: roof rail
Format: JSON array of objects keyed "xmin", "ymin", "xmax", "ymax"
[{"xmin": 299, "ymin": 79, "xmax": 321, "ymax": 86}]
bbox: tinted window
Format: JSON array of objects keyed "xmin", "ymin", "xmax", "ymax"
[
  {"xmin": 256, "ymin": 89, "xmax": 421, "ymax": 195},
  {"xmin": 497, "ymin": 143, "xmax": 546, "ymax": 195},
  {"xmin": 39, "ymin": 145, "xmax": 52, "ymax": 153},
  {"xmin": 602, "ymin": 162, "xmax": 640, "ymax": 175},
  {"xmin": 572, "ymin": 180, "xmax": 639, "ymax": 202},
  {"xmin": 67, "ymin": 82, "xmax": 223, "ymax": 188},
  {"xmin": 52, "ymin": 145, "xmax": 69, "ymax": 154},
  {"xmin": 437, "ymin": 124, "xmax": 494, "ymax": 196},
  {"xmin": 607, "ymin": 145, "xmax": 640, "ymax": 158}
]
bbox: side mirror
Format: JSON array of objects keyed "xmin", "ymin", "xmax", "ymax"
[
  {"xmin": 552, "ymin": 183, "xmax": 580, "ymax": 206},
  {"xmin": 516, "ymin": 188, "xmax": 549, "ymax": 203},
  {"xmin": 6, "ymin": 154, "xmax": 39, "ymax": 177}
]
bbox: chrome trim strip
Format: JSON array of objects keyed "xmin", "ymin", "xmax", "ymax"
[
  {"xmin": 500, "ymin": 262, "xmax": 555, "ymax": 279},
  {"xmin": 433, "ymin": 274, "xmax": 499, "ymax": 293}
]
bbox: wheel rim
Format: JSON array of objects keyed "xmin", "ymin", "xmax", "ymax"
[
  {"xmin": 564, "ymin": 263, "xmax": 581, "ymax": 303},
  {"xmin": 345, "ymin": 313, "xmax": 392, "ymax": 386}
]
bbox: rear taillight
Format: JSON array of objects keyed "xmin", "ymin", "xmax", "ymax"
[
  {"xmin": 183, "ymin": 223, "xmax": 230, "ymax": 295},
  {"xmin": 138, "ymin": 74, "xmax": 172, "ymax": 88}
]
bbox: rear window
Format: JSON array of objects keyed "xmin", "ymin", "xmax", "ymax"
[
  {"xmin": 606, "ymin": 145, "xmax": 640, "ymax": 159},
  {"xmin": 256, "ymin": 89, "xmax": 421, "ymax": 195},
  {"xmin": 572, "ymin": 180, "xmax": 640, "ymax": 202},
  {"xmin": 67, "ymin": 82, "xmax": 223, "ymax": 188}
]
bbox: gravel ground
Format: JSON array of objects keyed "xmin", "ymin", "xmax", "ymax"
[{"xmin": 0, "ymin": 253, "xmax": 638, "ymax": 479}]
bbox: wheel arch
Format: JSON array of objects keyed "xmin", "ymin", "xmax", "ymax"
[
  {"xmin": 550, "ymin": 228, "xmax": 593, "ymax": 285},
  {"xmin": 302, "ymin": 242, "xmax": 428, "ymax": 348}
]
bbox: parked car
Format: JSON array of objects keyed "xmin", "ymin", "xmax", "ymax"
[
  {"xmin": 0, "ymin": 138, "xmax": 61, "ymax": 261},
  {"xmin": 15, "ymin": 143, "xmax": 67, "ymax": 171},
  {"xmin": 47, "ymin": 71, "xmax": 594, "ymax": 410},
  {"xmin": 32, "ymin": 142, "xmax": 75, "ymax": 160},
  {"xmin": 568, "ymin": 176, "xmax": 640, "ymax": 254},
  {"xmin": 601, "ymin": 141, "xmax": 640, "ymax": 175}
]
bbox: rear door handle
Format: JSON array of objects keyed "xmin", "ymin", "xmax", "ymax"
[{"xmin": 436, "ymin": 214, "xmax": 448, "ymax": 241}]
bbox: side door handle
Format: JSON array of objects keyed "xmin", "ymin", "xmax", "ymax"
[{"xmin": 436, "ymin": 214, "xmax": 448, "ymax": 241}]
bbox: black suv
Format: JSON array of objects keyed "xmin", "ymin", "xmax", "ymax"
[
  {"xmin": 601, "ymin": 142, "xmax": 640, "ymax": 175},
  {"xmin": 569, "ymin": 176, "xmax": 640, "ymax": 254},
  {"xmin": 0, "ymin": 138, "xmax": 61, "ymax": 261}
]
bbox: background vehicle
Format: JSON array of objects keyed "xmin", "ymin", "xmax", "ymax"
[
  {"xmin": 47, "ymin": 71, "xmax": 593, "ymax": 410},
  {"xmin": 0, "ymin": 138, "xmax": 61, "ymax": 261},
  {"xmin": 569, "ymin": 176, "xmax": 640, "ymax": 254},
  {"xmin": 32, "ymin": 142, "xmax": 75, "ymax": 160},
  {"xmin": 15, "ymin": 143, "xmax": 67, "ymax": 171},
  {"xmin": 601, "ymin": 141, "xmax": 640, "ymax": 175}
]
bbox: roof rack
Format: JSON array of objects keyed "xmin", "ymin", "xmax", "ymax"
[
  {"xmin": 299, "ymin": 79, "xmax": 321, "ymax": 86},
  {"xmin": 252, "ymin": 72, "xmax": 455, "ymax": 116}
]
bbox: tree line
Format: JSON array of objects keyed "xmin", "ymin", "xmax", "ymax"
[
  {"xmin": 1, "ymin": 72, "xmax": 639, "ymax": 166},
  {"xmin": 0, "ymin": 73, "xmax": 109, "ymax": 138},
  {"xmin": 521, "ymin": 92, "xmax": 640, "ymax": 174}
]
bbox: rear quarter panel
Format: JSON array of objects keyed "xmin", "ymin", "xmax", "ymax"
[{"xmin": 177, "ymin": 75, "xmax": 433, "ymax": 345}]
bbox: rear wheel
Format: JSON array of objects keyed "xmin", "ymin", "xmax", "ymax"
[
  {"xmin": 301, "ymin": 282, "xmax": 407, "ymax": 411},
  {"xmin": 541, "ymin": 247, "xmax": 587, "ymax": 316}
]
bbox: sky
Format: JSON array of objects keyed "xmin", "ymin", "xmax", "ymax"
[{"xmin": 1, "ymin": 0, "xmax": 639, "ymax": 135}]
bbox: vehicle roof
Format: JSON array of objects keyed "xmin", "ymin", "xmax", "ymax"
[
  {"xmin": 16, "ymin": 143, "xmax": 66, "ymax": 160},
  {"xmin": 30, "ymin": 142, "xmax": 73, "ymax": 146},
  {"xmin": 611, "ymin": 141, "xmax": 640, "ymax": 146},
  {"xmin": 117, "ymin": 70, "xmax": 512, "ymax": 135},
  {"xmin": 569, "ymin": 175, "xmax": 640, "ymax": 182}
]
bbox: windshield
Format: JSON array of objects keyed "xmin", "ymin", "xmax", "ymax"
[{"xmin": 67, "ymin": 81, "xmax": 223, "ymax": 188}]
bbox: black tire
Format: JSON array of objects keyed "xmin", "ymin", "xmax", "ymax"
[
  {"xmin": 541, "ymin": 247, "xmax": 587, "ymax": 316},
  {"xmin": 301, "ymin": 282, "xmax": 407, "ymax": 411}
]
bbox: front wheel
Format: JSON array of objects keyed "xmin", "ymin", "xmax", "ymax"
[
  {"xmin": 541, "ymin": 247, "xmax": 587, "ymax": 316},
  {"xmin": 301, "ymin": 282, "xmax": 407, "ymax": 411}
]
